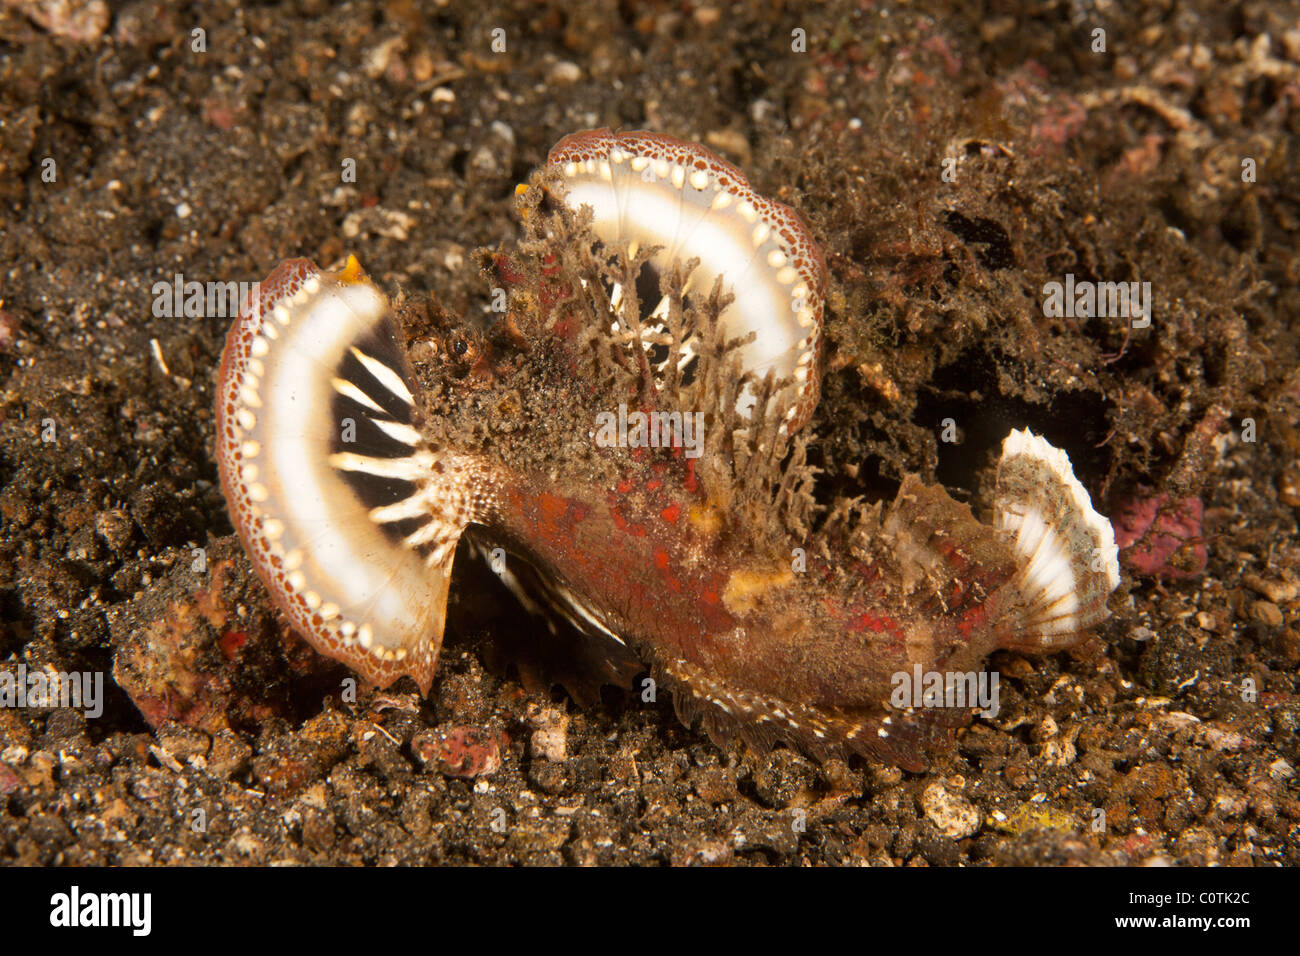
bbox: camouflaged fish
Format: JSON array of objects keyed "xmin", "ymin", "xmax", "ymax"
[{"xmin": 215, "ymin": 129, "xmax": 1120, "ymax": 770}]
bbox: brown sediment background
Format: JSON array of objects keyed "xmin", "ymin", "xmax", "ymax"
[{"xmin": 1, "ymin": 0, "xmax": 1298, "ymax": 865}]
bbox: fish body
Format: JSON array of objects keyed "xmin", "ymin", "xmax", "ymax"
[{"xmin": 216, "ymin": 130, "xmax": 1119, "ymax": 769}]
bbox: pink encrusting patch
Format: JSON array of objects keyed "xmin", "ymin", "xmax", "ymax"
[
  {"xmin": 1112, "ymin": 493, "xmax": 1207, "ymax": 579},
  {"xmin": 546, "ymin": 128, "xmax": 826, "ymax": 431}
]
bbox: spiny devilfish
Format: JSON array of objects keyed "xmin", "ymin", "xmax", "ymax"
[{"xmin": 216, "ymin": 128, "xmax": 1120, "ymax": 770}]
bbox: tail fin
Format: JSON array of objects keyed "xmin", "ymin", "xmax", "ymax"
[{"xmin": 993, "ymin": 429, "xmax": 1120, "ymax": 651}]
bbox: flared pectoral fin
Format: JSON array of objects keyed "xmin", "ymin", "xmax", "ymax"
[
  {"xmin": 331, "ymin": 549, "xmax": 457, "ymax": 695},
  {"xmin": 993, "ymin": 429, "xmax": 1120, "ymax": 650},
  {"xmin": 217, "ymin": 257, "xmax": 495, "ymax": 695}
]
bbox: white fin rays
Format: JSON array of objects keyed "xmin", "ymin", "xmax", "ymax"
[
  {"xmin": 331, "ymin": 376, "xmax": 386, "ymax": 414},
  {"xmin": 547, "ymin": 129, "xmax": 826, "ymax": 431},
  {"xmin": 328, "ymin": 450, "xmax": 436, "ymax": 481},
  {"xmin": 216, "ymin": 258, "xmax": 468, "ymax": 693},
  {"xmin": 994, "ymin": 428, "xmax": 1120, "ymax": 649},
  {"xmin": 349, "ymin": 345, "xmax": 415, "ymax": 406}
]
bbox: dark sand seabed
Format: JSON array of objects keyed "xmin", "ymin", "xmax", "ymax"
[{"xmin": 0, "ymin": 0, "xmax": 1297, "ymax": 865}]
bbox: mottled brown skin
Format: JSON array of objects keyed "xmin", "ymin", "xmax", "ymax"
[
  {"xmin": 215, "ymin": 235, "xmax": 1095, "ymax": 771},
  {"xmin": 481, "ymin": 453, "xmax": 1026, "ymax": 770},
  {"xmin": 424, "ymin": 235, "xmax": 1042, "ymax": 770},
  {"xmin": 219, "ymin": 191, "xmax": 1101, "ymax": 772}
]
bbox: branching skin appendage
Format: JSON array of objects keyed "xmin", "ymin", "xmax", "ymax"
[{"xmin": 217, "ymin": 129, "xmax": 1120, "ymax": 771}]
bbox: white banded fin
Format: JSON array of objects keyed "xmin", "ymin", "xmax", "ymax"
[
  {"xmin": 349, "ymin": 346, "xmax": 415, "ymax": 405},
  {"xmin": 215, "ymin": 257, "xmax": 499, "ymax": 696},
  {"xmin": 545, "ymin": 128, "xmax": 826, "ymax": 431},
  {"xmin": 995, "ymin": 428, "xmax": 1120, "ymax": 649}
]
